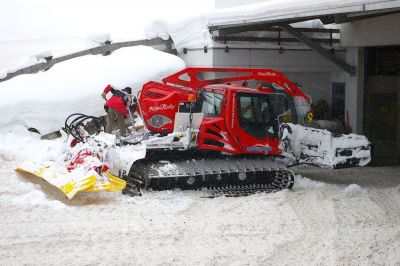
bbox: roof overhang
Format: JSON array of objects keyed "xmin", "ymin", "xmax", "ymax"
[
  {"xmin": 207, "ymin": 0, "xmax": 400, "ymax": 76},
  {"xmin": 209, "ymin": 0, "xmax": 400, "ymax": 32}
]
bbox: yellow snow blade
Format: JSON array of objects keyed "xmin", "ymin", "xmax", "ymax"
[
  {"xmin": 15, "ymin": 161, "xmax": 126, "ymax": 199},
  {"xmin": 85, "ymin": 172, "xmax": 127, "ymax": 192},
  {"xmin": 59, "ymin": 175, "xmax": 97, "ymax": 198}
]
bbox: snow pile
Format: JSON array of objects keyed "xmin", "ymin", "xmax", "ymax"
[
  {"xmin": 108, "ymin": 142, "xmax": 146, "ymax": 174},
  {"xmin": 0, "ymin": 124, "xmax": 65, "ymax": 162},
  {"xmin": 0, "ymin": 51, "xmax": 53, "ymax": 79},
  {"xmin": 87, "ymin": 33, "xmax": 112, "ymax": 45},
  {"xmin": 281, "ymin": 123, "xmax": 371, "ymax": 168},
  {"xmin": 144, "ymin": 0, "xmax": 347, "ymax": 52},
  {"xmin": 0, "ymin": 36, "xmax": 111, "ymax": 77},
  {"xmin": 293, "ymin": 175, "xmax": 325, "ymax": 189},
  {"xmin": 344, "ymin": 183, "xmax": 362, "ymax": 193},
  {"xmin": 145, "ymin": 16, "xmax": 334, "ymax": 52},
  {"xmin": 145, "ymin": 16, "xmax": 213, "ymax": 52},
  {"xmin": 0, "ymin": 46, "xmax": 185, "ymax": 134},
  {"xmin": 0, "ymin": 189, "xmax": 66, "ymax": 209}
]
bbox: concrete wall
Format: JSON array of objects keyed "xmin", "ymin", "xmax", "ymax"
[
  {"xmin": 340, "ymin": 12, "xmax": 400, "ymax": 134},
  {"xmin": 215, "ymin": 0, "xmax": 265, "ymax": 9},
  {"xmin": 178, "ymin": 49, "xmax": 214, "ymax": 67},
  {"xmin": 330, "ymin": 47, "xmax": 364, "ymax": 134},
  {"xmin": 212, "ymin": 48, "xmax": 343, "ymax": 104},
  {"xmin": 178, "ymin": 47, "xmax": 346, "ymax": 116},
  {"xmin": 211, "ymin": 48, "xmax": 344, "ymax": 72},
  {"xmin": 341, "ymin": 13, "xmax": 400, "ymax": 47},
  {"xmin": 286, "ymin": 72, "xmax": 332, "ymax": 104}
]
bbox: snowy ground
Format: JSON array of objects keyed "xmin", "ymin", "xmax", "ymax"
[
  {"xmin": 1, "ymin": 4, "xmax": 399, "ymax": 263},
  {"xmin": 1, "ymin": 155, "xmax": 399, "ymax": 265}
]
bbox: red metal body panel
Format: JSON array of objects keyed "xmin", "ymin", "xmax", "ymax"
[
  {"xmin": 138, "ymin": 67, "xmax": 308, "ymax": 155},
  {"xmin": 161, "ymin": 67, "xmax": 307, "ymax": 98},
  {"xmin": 195, "ymin": 86, "xmax": 282, "ymax": 155},
  {"xmin": 138, "ymin": 81, "xmax": 192, "ymax": 133}
]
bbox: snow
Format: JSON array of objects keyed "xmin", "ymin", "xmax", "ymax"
[
  {"xmin": 0, "ymin": 0, "xmax": 214, "ymax": 70},
  {"xmin": 0, "ymin": 1, "xmax": 399, "ymax": 264},
  {"xmin": 1, "ymin": 157, "xmax": 400, "ymax": 265},
  {"xmin": 0, "ymin": 46, "xmax": 185, "ymax": 134},
  {"xmin": 145, "ymin": 16, "xmax": 214, "ymax": 52},
  {"xmin": 207, "ymin": 0, "xmax": 385, "ymax": 26},
  {"xmin": 282, "ymin": 123, "xmax": 371, "ymax": 168},
  {"xmin": 293, "ymin": 174, "xmax": 325, "ymax": 189},
  {"xmin": 145, "ymin": 17, "xmax": 338, "ymax": 52},
  {"xmin": 0, "ymin": 124, "xmax": 65, "ymax": 162},
  {"xmin": 144, "ymin": 0, "xmax": 347, "ymax": 52},
  {"xmin": 0, "ymin": 85, "xmax": 399, "ymax": 265},
  {"xmin": 345, "ymin": 183, "xmax": 362, "ymax": 193},
  {"xmin": 0, "ymin": 51, "xmax": 54, "ymax": 79},
  {"xmin": 0, "ymin": 44, "xmax": 184, "ymax": 195},
  {"xmin": 0, "ymin": 189, "xmax": 66, "ymax": 209},
  {"xmin": 87, "ymin": 33, "xmax": 112, "ymax": 45},
  {"xmin": 0, "ymin": 36, "xmax": 103, "ymax": 71}
]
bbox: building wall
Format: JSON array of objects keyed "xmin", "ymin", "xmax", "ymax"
[
  {"xmin": 341, "ymin": 13, "xmax": 400, "ymax": 47},
  {"xmin": 212, "ymin": 48, "xmax": 343, "ymax": 104},
  {"xmin": 178, "ymin": 49, "xmax": 214, "ymax": 67},
  {"xmin": 211, "ymin": 48, "xmax": 344, "ymax": 72},
  {"xmin": 212, "ymin": 0, "xmax": 400, "ymax": 137},
  {"xmin": 340, "ymin": 13, "xmax": 400, "ymax": 134},
  {"xmin": 330, "ymin": 48, "xmax": 365, "ymax": 134},
  {"xmin": 178, "ymin": 47, "xmax": 345, "ymax": 118}
]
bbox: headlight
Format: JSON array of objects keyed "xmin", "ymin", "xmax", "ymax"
[{"xmin": 147, "ymin": 115, "xmax": 172, "ymax": 128}]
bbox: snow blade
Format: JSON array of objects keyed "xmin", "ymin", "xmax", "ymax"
[
  {"xmin": 280, "ymin": 123, "xmax": 371, "ymax": 168},
  {"xmin": 16, "ymin": 160, "xmax": 126, "ymax": 199}
]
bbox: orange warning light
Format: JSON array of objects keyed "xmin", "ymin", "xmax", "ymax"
[{"xmin": 188, "ymin": 94, "xmax": 196, "ymax": 102}]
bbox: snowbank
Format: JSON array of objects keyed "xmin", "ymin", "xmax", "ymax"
[
  {"xmin": 344, "ymin": 183, "xmax": 362, "ymax": 193},
  {"xmin": 145, "ymin": 16, "xmax": 214, "ymax": 52},
  {"xmin": 0, "ymin": 125, "xmax": 65, "ymax": 162},
  {"xmin": 0, "ymin": 189, "xmax": 66, "ymax": 209},
  {"xmin": 0, "ymin": 36, "xmax": 107, "ymax": 75},
  {"xmin": 0, "ymin": 46, "xmax": 185, "ymax": 134},
  {"xmin": 145, "ymin": 16, "xmax": 334, "ymax": 52},
  {"xmin": 293, "ymin": 175, "xmax": 325, "ymax": 189}
]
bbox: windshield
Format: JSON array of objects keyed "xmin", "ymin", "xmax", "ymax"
[
  {"xmin": 200, "ymin": 91, "xmax": 223, "ymax": 116},
  {"xmin": 238, "ymin": 93, "xmax": 278, "ymax": 139}
]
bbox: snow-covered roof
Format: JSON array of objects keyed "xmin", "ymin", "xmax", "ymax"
[
  {"xmin": 208, "ymin": 0, "xmax": 400, "ymax": 28},
  {"xmin": 146, "ymin": 0, "xmax": 400, "ymax": 52}
]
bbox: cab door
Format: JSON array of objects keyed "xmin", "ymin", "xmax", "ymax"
[{"xmin": 235, "ymin": 92, "xmax": 280, "ymax": 155}]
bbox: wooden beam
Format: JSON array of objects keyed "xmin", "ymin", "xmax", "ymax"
[
  {"xmin": 216, "ymin": 24, "xmax": 339, "ymax": 36},
  {"xmin": 213, "ymin": 35, "xmax": 340, "ymax": 44},
  {"xmin": 335, "ymin": 9, "xmax": 400, "ymax": 23},
  {"xmin": 216, "ymin": 25, "xmax": 340, "ymax": 36}
]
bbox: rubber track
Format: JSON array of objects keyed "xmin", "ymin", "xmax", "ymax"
[{"xmin": 124, "ymin": 157, "xmax": 294, "ymax": 197}]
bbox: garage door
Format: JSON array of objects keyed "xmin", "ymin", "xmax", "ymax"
[{"xmin": 365, "ymin": 46, "xmax": 400, "ymax": 165}]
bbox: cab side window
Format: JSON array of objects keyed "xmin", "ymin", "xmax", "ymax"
[
  {"xmin": 200, "ymin": 91, "xmax": 223, "ymax": 116},
  {"xmin": 238, "ymin": 93, "xmax": 277, "ymax": 139}
]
